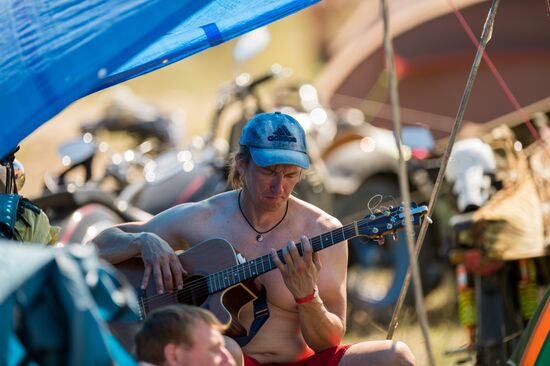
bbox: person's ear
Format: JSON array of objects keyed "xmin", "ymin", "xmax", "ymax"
[
  {"xmin": 236, "ymin": 159, "xmax": 249, "ymax": 189},
  {"xmin": 236, "ymin": 157, "xmax": 245, "ymax": 177},
  {"xmin": 163, "ymin": 343, "xmax": 184, "ymax": 366}
]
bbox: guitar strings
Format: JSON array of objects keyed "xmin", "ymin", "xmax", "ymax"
[
  {"xmin": 136, "ymin": 211, "xmax": 401, "ymax": 307},
  {"xmin": 136, "ymin": 223, "xmax": 361, "ymax": 307},
  {"xmin": 136, "ymin": 207, "xmax": 414, "ymax": 308},
  {"xmin": 136, "ymin": 216, "xmax": 394, "ymax": 308}
]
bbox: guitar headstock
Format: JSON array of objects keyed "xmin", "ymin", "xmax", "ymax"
[{"xmin": 357, "ymin": 202, "xmax": 429, "ymax": 239}]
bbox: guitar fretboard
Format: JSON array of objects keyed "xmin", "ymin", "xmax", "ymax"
[
  {"xmin": 207, "ymin": 222, "xmax": 360, "ymax": 293},
  {"xmin": 205, "ymin": 204, "xmax": 427, "ymax": 294}
]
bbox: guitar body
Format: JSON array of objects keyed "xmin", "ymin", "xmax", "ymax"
[{"xmin": 111, "ymin": 238, "xmax": 258, "ymax": 351}]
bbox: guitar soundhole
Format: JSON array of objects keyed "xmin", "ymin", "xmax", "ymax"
[{"xmin": 178, "ymin": 275, "xmax": 209, "ymax": 306}]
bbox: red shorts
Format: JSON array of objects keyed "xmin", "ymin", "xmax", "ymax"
[{"xmin": 243, "ymin": 345, "xmax": 351, "ymax": 366}]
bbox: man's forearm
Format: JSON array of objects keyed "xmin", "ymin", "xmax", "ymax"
[
  {"xmin": 298, "ymin": 297, "xmax": 345, "ymax": 352},
  {"xmin": 93, "ymin": 227, "xmax": 142, "ymax": 264}
]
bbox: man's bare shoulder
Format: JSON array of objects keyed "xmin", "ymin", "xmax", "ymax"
[
  {"xmin": 143, "ymin": 191, "xmax": 236, "ymax": 243},
  {"xmin": 162, "ymin": 190, "xmax": 235, "ymax": 218},
  {"xmin": 290, "ymin": 195, "xmax": 342, "ymax": 232}
]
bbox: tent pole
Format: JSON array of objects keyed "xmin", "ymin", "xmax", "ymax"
[
  {"xmin": 379, "ymin": 1, "xmax": 434, "ymax": 364},
  {"xmin": 386, "ymin": 0, "xmax": 501, "ymax": 346}
]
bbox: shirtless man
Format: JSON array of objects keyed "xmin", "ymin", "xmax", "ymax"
[{"xmin": 93, "ymin": 112, "xmax": 415, "ymax": 366}]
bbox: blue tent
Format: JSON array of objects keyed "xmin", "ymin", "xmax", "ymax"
[{"xmin": 0, "ymin": 0, "xmax": 319, "ymax": 159}]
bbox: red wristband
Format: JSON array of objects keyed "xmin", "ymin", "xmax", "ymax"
[{"xmin": 295, "ymin": 287, "xmax": 317, "ymax": 305}]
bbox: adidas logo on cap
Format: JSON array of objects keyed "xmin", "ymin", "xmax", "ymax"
[{"xmin": 267, "ymin": 125, "xmax": 297, "ymax": 143}]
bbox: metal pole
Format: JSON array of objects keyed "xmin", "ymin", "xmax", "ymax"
[
  {"xmin": 386, "ymin": 0, "xmax": 501, "ymax": 342},
  {"xmin": 379, "ymin": 1, "xmax": 434, "ymax": 364}
]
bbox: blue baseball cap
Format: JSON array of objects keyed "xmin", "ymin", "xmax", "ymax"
[{"xmin": 239, "ymin": 112, "xmax": 310, "ymax": 169}]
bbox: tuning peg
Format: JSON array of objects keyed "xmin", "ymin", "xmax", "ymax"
[
  {"xmin": 386, "ymin": 223, "xmax": 393, "ymax": 230},
  {"xmin": 426, "ymin": 216, "xmax": 433, "ymax": 224},
  {"xmin": 392, "ymin": 232, "xmax": 398, "ymax": 241},
  {"xmin": 376, "ymin": 237, "xmax": 385, "ymax": 246},
  {"xmin": 372, "ymin": 227, "xmax": 379, "ymax": 234}
]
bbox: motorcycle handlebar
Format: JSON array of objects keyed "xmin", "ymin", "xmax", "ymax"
[
  {"xmin": 209, "ymin": 65, "xmax": 287, "ymax": 139},
  {"xmin": 247, "ymin": 71, "xmax": 277, "ymax": 90}
]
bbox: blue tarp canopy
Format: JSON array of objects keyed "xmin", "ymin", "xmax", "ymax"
[{"xmin": 0, "ymin": 0, "xmax": 319, "ymax": 159}]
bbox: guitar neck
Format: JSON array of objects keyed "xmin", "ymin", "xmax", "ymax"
[
  {"xmin": 206, "ymin": 204, "xmax": 426, "ymax": 295},
  {"xmin": 207, "ymin": 222, "xmax": 359, "ymax": 294}
]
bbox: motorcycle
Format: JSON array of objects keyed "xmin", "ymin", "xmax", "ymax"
[
  {"xmin": 35, "ymin": 85, "xmax": 193, "ymax": 244},
  {"xmin": 121, "ymin": 64, "xmax": 333, "ymax": 214},
  {"xmin": 34, "ymin": 64, "xmax": 326, "ymax": 243},
  {"xmin": 444, "ymin": 127, "xmax": 550, "ymax": 365},
  {"xmin": 34, "ymin": 145, "xmax": 153, "ymax": 245}
]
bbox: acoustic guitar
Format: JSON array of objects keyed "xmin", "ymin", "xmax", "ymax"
[{"xmin": 111, "ymin": 202, "xmax": 428, "ymax": 350}]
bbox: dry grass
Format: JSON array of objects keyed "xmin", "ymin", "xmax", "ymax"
[{"xmin": 344, "ymin": 272, "xmax": 472, "ymax": 365}]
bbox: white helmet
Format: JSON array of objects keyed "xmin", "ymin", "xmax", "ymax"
[{"xmin": 445, "ymin": 139, "xmax": 496, "ymax": 212}]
